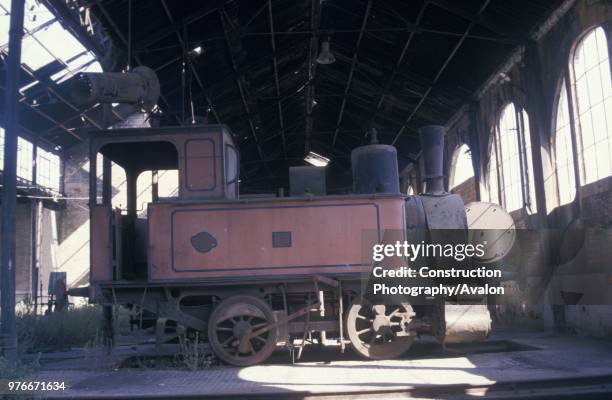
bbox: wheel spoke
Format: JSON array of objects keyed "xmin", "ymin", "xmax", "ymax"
[
  {"xmin": 216, "ymin": 326, "xmax": 233, "ymax": 332},
  {"xmin": 221, "ymin": 336, "xmax": 236, "ymax": 346},
  {"xmin": 356, "ymin": 327, "xmax": 372, "ymax": 336},
  {"xmin": 253, "ymin": 335, "xmax": 268, "ymax": 344},
  {"xmin": 216, "ymin": 316, "xmax": 236, "ymax": 324},
  {"xmin": 389, "ymin": 307, "xmax": 401, "ymax": 317}
]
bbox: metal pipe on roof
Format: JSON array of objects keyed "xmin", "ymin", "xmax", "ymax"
[
  {"xmin": 70, "ymin": 66, "xmax": 160, "ymax": 111},
  {"xmin": 1, "ymin": 0, "xmax": 25, "ymax": 365}
]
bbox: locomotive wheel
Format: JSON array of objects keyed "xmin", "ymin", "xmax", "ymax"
[
  {"xmin": 208, "ymin": 295, "xmax": 278, "ymax": 366},
  {"xmin": 345, "ymin": 299, "xmax": 415, "ymax": 360}
]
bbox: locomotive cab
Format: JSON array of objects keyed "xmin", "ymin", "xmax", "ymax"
[{"xmin": 89, "ymin": 125, "xmax": 239, "ymax": 283}]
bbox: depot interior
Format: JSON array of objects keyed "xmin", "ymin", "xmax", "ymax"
[{"xmin": 0, "ymin": 0, "xmax": 611, "ymax": 337}]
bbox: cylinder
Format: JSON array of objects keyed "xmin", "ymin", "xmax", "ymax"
[
  {"xmin": 439, "ymin": 304, "xmax": 491, "ymax": 344},
  {"xmin": 351, "ymin": 144, "xmax": 399, "ymax": 194},
  {"xmin": 419, "ymin": 125, "xmax": 445, "ymax": 195},
  {"xmin": 70, "ymin": 66, "xmax": 160, "ymax": 111}
]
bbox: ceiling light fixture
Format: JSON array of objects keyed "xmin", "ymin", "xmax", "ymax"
[
  {"xmin": 316, "ymin": 41, "xmax": 335, "ymax": 65},
  {"xmin": 304, "ymin": 151, "xmax": 330, "ymax": 167},
  {"xmin": 189, "ymin": 45, "xmax": 203, "ymax": 57}
]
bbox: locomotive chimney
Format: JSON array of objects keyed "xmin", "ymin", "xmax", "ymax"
[{"xmin": 418, "ymin": 125, "xmax": 446, "ymax": 195}]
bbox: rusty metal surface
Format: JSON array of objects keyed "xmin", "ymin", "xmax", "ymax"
[
  {"xmin": 184, "ymin": 137, "xmax": 217, "ymax": 192},
  {"xmin": 148, "ymin": 196, "xmax": 405, "ymax": 280},
  {"xmin": 90, "ymin": 205, "xmax": 112, "ymax": 283}
]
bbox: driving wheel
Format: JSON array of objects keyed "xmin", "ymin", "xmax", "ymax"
[
  {"xmin": 345, "ymin": 298, "xmax": 415, "ymax": 359},
  {"xmin": 208, "ymin": 295, "xmax": 278, "ymax": 366}
]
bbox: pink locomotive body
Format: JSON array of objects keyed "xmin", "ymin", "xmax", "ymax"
[
  {"xmin": 147, "ymin": 196, "xmax": 404, "ymax": 280},
  {"xmin": 85, "ymin": 124, "xmax": 492, "ymax": 366}
]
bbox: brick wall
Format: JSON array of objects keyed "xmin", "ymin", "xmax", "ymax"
[
  {"xmin": 450, "ymin": 177, "xmax": 477, "ymax": 204},
  {"xmin": 14, "ymin": 202, "xmax": 32, "ymax": 301}
]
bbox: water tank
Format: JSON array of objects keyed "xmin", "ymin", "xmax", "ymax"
[{"xmin": 351, "ymin": 144, "xmax": 399, "ymax": 194}]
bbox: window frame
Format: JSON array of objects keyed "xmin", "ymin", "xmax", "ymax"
[
  {"xmin": 486, "ymin": 133, "xmax": 501, "ymax": 205},
  {"xmin": 490, "ymin": 102, "xmax": 538, "ymax": 213},
  {"xmin": 551, "ymin": 77, "xmax": 578, "ymax": 207},
  {"xmin": 449, "ymin": 143, "xmax": 475, "ymax": 191},
  {"xmin": 568, "ymin": 26, "xmax": 612, "ymax": 186},
  {"xmin": 551, "ymin": 25, "xmax": 612, "ymax": 208}
]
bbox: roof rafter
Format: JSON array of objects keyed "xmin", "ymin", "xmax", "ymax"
[
  {"xmin": 364, "ymin": 0, "xmax": 429, "ymax": 139},
  {"xmin": 219, "ymin": 7, "xmax": 273, "ymax": 176},
  {"xmin": 391, "ymin": 0, "xmax": 492, "ymax": 145},
  {"xmin": 331, "ymin": 0, "xmax": 372, "ymax": 148},
  {"xmin": 429, "ymin": 0, "xmax": 525, "ymax": 43},
  {"xmin": 159, "ymin": 0, "xmax": 220, "ymax": 123},
  {"xmin": 267, "ymin": 0, "xmax": 287, "ymax": 161}
]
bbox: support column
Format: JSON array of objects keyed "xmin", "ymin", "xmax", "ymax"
[
  {"xmin": 1, "ymin": 0, "xmax": 25, "ymax": 365},
  {"xmin": 468, "ymin": 102, "xmax": 482, "ymax": 201},
  {"xmin": 101, "ymin": 156, "xmax": 114, "ymax": 348}
]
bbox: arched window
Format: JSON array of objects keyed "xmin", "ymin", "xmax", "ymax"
[
  {"xmin": 497, "ymin": 104, "xmax": 522, "ymax": 211},
  {"xmin": 571, "ymin": 27, "xmax": 612, "ymax": 184},
  {"xmin": 406, "ymin": 185, "xmax": 415, "ymax": 196},
  {"xmin": 449, "ymin": 144, "xmax": 474, "ymax": 190},
  {"xmin": 551, "ymin": 26, "xmax": 611, "ymax": 207},
  {"xmin": 553, "ymin": 80, "xmax": 576, "ymax": 206},
  {"xmin": 491, "ymin": 103, "xmax": 538, "ymax": 213}
]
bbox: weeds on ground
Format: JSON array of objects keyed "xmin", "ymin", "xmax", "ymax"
[
  {"xmin": 16, "ymin": 303, "xmax": 103, "ymax": 353},
  {"xmin": 82, "ymin": 329, "xmax": 114, "ymax": 370},
  {"xmin": 178, "ymin": 332, "xmax": 215, "ymax": 370}
]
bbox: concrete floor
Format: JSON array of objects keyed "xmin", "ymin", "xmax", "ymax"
[{"xmin": 10, "ymin": 331, "xmax": 612, "ymax": 399}]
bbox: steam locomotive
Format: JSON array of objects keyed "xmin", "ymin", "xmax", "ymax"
[{"xmin": 79, "ymin": 123, "xmax": 508, "ymax": 366}]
